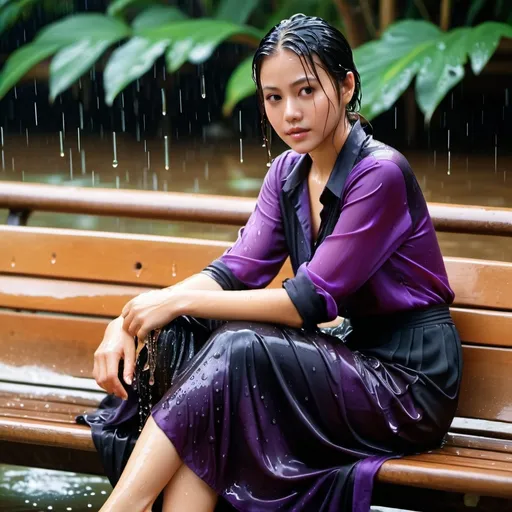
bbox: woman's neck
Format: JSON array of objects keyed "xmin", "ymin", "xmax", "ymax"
[{"xmin": 308, "ymin": 117, "xmax": 352, "ymax": 183}]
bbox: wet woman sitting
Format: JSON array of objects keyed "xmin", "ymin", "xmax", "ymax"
[{"xmin": 87, "ymin": 13, "xmax": 462, "ymax": 512}]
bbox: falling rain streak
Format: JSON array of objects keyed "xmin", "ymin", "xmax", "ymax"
[
  {"xmin": 200, "ymin": 74, "xmax": 206, "ymax": 99},
  {"xmin": 34, "ymin": 102, "xmax": 38, "ymax": 126},
  {"xmin": 164, "ymin": 136, "xmax": 170, "ymax": 170},
  {"xmin": 239, "ymin": 138, "xmax": 243, "ymax": 163},
  {"xmin": 112, "ymin": 132, "xmax": 118, "ymax": 168},
  {"xmin": 161, "ymin": 89, "xmax": 167, "ymax": 116},
  {"xmin": 59, "ymin": 131, "xmax": 64, "ymax": 157}
]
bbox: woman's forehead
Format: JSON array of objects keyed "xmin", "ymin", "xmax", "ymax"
[{"xmin": 260, "ymin": 50, "xmax": 326, "ymax": 86}]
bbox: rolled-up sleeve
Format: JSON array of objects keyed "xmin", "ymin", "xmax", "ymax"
[
  {"xmin": 202, "ymin": 152, "xmax": 293, "ymax": 290},
  {"xmin": 283, "ymin": 158, "xmax": 413, "ymax": 327}
]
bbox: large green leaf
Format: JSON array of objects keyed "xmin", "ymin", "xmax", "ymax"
[
  {"xmin": 215, "ymin": 0, "xmax": 259, "ymax": 25},
  {"xmin": 49, "ymin": 40, "xmax": 112, "ymax": 102},
  {"xmin": 132, "ymin": 5, "xmax": 187, "ymax": 31},
  {"xmin": 135, "ymin": 19, "xmax": 261, "ymax": 71},
  {"xmin": 355, "ymin": 21, "xmax": 441, "ymax": 120},
  {"xmin": 223, "ymin": 55, "xmax": 255, "ymax": 116},
  {"xmin": 36, "ymin": 13, "xmax": 131, "ymax": 44},
  {"xmin": 0, "ymin": 42, "xmax": 60, "ymax": 100},
  {"xmin": 416, "ymin": 28, "xmax": 470, "ymax": 122},
  {"xmin": 107, "ymin": 0, "xmax": 157, "ymax": 17},
  {"xmin": 468, "ymin": 21, "xmax": 512, "ymax": 74},
  {"xmin": 0, "ymin": 1, "xmax": 24, "ymax": 34},
  {"xmin": 104, "ymin": 37, "xmax": 170, "ymax": 105}
]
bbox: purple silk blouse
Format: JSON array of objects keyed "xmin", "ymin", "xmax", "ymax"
[{"xmin": 203, "ymin": 121, "xmax": 454, "ymax": 328}]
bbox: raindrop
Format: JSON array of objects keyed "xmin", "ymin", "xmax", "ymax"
[
  {"xmin": 204, "ymin": 161, "xmax": 209, "ymax": 179},
  {"xmin": 77, "ymin": 127, "xmax": 81, "ymax": 152},
  {"xmin": 34, "ymin": 102, "xmax": 38, "ymax": 126},
  {"xmin": 179, "ymin": 89, "xmax": 183, "ymax": 113},
  {"xmin": 92, "ymin": 170, "xmax": 95, "ymax": 186},
  {"xmin": 34, "ymin": 78, "xmax": 37, "ymax": 95},
  {"xmin": 271, "ymin": 418, "xmax": 277, "ymax": 424},
  {"xmin": 0, "ymin": 126, "xmax": 3, "ymax": 147},
  {"xmin": 112, "ymin": 131, "xmax": 118, "ymax": 168},
  {"xmin": 312, "ymin": 366, "xmax": 316, "ymax": 372},
  {"xmin": 147, "ymin": 150, "xmax": 151, "ymax": 170},
  {"xmin": 121, "ymin": 109, "xmax": 126, "ymax": 132},
  {"xmin": 136, "ymin": 122, "xmax": 141, "ymax": 142},
  {"xmin": 10, "ymin": 258, "xmax": 15, "ymax": 268},
  {"xmin": 51, "ymin": 253, "xmax": 56, "ymax": 264},
  {"xmin": 161, "ymin": 88, "xmax": 167, "ymax": 116},
  {"xmin": 79, "ymin": 102, "xmax": 84, "ymax": 129},
  {"xmin": 152, "ymin": 172, "xmax": 158, "ymax": 190},
  {"xmin": 239, "ymin": 110, "xmax": 242, "ymax": 132},
  {"xmin": 25, "ymin": 128, "xmax": 29, "ymax": 146},
  {"xmin": 14, "ymin": 86, "xmax": 17, "ymax": 99},
  {"xmin": 394, "ymin": 107, "xmax": 397, "ymax": 129},
  {"xmin": 200, "ymin": 74, "xmax": 206, "ymax": 99},
  {"xmin": 1, "ymin": 150, "xmax": 5, "ymax": 170},
  {"xmin": 239, "ymin": 138, "xmax": 243, "ymax": 163},
  {"xmin": 143, "ymin": 114, "xmax": 146, "ymax": 132},
  {"xmin": 81, "ymin": 150, "xmax": 86, "ymax": 174},
  {"xmin": 96, "ymin": 96, "xmax": 100, "ymax": 109},
  {"xmin": 506, "ymin": 88, "xmax": 509, "ymax": 107},
  {"xmin": 164, "ymin": 135, "xmax": 169, "ymax": 170},
  {"xmin": 59, "ymin": 131, "xmax": 64, "ymax": 157},
  {"xmin": 213, "ymin": 352, "xmax": 221, "ymax": 359},
  {"xmin": 466, "ymin": 122, "xmax": 469, "ymax": 137},
  {"xmin": 171, "ymin": 262, "xmax": 177, "ymax": 277},
  {"xmin": 116, "ymin": 175, "xmax": 120, "ymax": 189},
  {"xmin": 62, "ymin": 112, "xmax": 66, "ymax": 135},
  {"xmin": 11, "ymin": 157, "xmax": 15, "ymax": 171},
  {"xmin": 69, "ymin": 149, "xmax": 73, "ymax": 179},
  {"xmin": 194, "ymin": 177, "xmax": 199, "ymax": 192}
]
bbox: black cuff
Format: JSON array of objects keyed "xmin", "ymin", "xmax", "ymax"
[
  {"xmin": 201, "ymin": 260, "xmax": 249, "ymax": 291},
  {"xmin": 282, "ymin": 272, "xmax": 329, "ymax": 330}
]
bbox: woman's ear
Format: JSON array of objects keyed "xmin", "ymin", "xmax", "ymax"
[{"xmin": 341, "ymin": 71, "xmax": 356, "ymax": 107}]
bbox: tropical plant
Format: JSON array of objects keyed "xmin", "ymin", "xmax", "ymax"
[{"xmin": 0, "ymin": 0, "xmax": 511, "ymax": 124}]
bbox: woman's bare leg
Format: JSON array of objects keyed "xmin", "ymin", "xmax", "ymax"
[
  {"xmin": 162, "ymin": 463, "xmax": 218, "ymax": 512},
  {"xmin": 99, "ymin": 416, "xmax": 182, "ymax": 512}
]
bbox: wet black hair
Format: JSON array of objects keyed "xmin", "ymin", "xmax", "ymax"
[{"xmin": 252, "ymin": 13, "xmax": 362, "ymax": 161}]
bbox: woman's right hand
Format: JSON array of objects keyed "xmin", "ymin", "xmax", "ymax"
[{"xmin": 93, "ymin": 316, "xmax": 135, "ymax": 400}]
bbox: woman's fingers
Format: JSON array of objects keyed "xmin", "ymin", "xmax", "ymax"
[
  {"xmin": 123, "ymin": 340, "xmax": 136, "ymax": 386},
  {"xmin": 105, "ymin": 352, "xmax": 128, "ymax": 400}
]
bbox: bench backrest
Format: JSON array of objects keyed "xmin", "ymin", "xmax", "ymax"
[{"xmin": 1, "ymin": 225, "xmax": 512, "ymax": 425}]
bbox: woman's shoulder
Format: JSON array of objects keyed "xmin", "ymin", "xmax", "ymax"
[
  {"xmin": 348, "ymin": 140, "xmax": 416, "ymax": 189},
  {"xmin": 266, "ymin": 149, "xmax": 303, "ymax": 183}
]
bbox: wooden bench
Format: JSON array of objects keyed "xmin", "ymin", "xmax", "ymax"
[{"xmin": 2, "ymin": 183, "xmax": 512, "ymax": 510}]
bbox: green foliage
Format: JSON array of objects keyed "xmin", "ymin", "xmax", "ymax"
[{"xmin": 353, "ymin": 20, "xmax": 512, "ymax": 123}]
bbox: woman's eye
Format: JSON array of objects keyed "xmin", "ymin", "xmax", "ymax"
[
  {"xmin": 301, "ymin": 86, "xmax": 314, "ymax": 96},
  {"xmin": 266, "ymin": 94, "xmax": 281, "ymax": 102}
]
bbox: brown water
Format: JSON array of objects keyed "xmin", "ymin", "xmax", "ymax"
[{"xmin": 1, "ymin": 133, "xmax": 511, "ymax": 262}]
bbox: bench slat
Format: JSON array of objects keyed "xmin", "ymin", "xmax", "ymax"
[
  {"xmin": 457, "ymin": 346, "xmax": 512, "ymax": 423},
  {"xmin": 378, "ymin": 458, "xmax": 512, "ymax": 498},
  {"xmin": 0, "ymin": 274, "xmax": 152, "ymax": 317},
  {"xmin": 0, "ymin": 310, "xmax": 107, "ymax": 379},
  {"xmin": 452, "ymin": 308, "xmax": 512, "ymax": 347},
  {"xmin": 3, "ymin": 226, "xmax": 512, "ymax": 310},
  {"xmin": 0, "ymin": 408, "xmax": 80, "ymax": 424},
  {"xmin": 0, "ymin": 416, "xmax": 95, "ymax": 451},
  {"xmin": 0, "ymin": 396, "xmax": 93, "ymax": 417}
]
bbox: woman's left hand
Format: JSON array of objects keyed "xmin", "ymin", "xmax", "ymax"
[{"xmin": 121, "ymin": 288, "xmax": 183, "ymax": 341}]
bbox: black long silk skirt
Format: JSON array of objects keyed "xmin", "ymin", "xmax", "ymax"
[{"xmin": 78, "ymin": 305, "xmax": 462, "ymax": 512}]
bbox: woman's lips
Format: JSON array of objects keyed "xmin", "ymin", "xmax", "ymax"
[{"xmin": 288, "ymin": 129, "xmax": 310, "ymax": 141}]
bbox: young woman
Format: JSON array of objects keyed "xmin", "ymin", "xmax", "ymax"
[{"xmin": 85, "ymin": 13, "xmax": 462, "ymax": 512}]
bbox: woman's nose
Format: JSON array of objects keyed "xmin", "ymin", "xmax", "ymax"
[{"xmin": 284, "ymin": 99, "xmax": 302, "ymax": 123}]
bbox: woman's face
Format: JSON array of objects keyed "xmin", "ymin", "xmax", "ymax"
[{"xmin": 259, "ymin": 49, "xmax": 355, "ymax": 155}]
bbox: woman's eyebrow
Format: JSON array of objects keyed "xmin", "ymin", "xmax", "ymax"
[{"xmin": 262, "ymin": 76, "xmax": 318, "ymax": 91}]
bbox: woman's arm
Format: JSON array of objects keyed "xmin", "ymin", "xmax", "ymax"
[
  {"xmin": 177, "ymin": 287, "xmax": 303, "ymax": 328},
  {"xmin": 123, "ymin": 286, "xmax": 303, "ymax": 341}
]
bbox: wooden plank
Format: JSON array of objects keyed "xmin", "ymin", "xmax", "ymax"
[
  {"xmin": 457, "ymin": 346, "xmax": 512, "ymax": 423},
  {"xmin": 3, "ymin": 226, "xmax": 512, "ymax": 309},
  {"xmin": 446, "ymin": 432, "xmax": 512, "ymax": 453},
  {"xmin": 446, "ymin": 258, "xmax": 512, "ymax": 310},
  {"xmin": 0, "ymin": 274, "xmax": 151, "ymax": 317},
  {"xmin": 377, "ymin": 458, "xmax": 512, "ymax": 498},
  {"xmin": 2, "ymin": 182, "xmax": 512, "ymax": 236},
  {"xmin": 451, "ymin": 308, "xmax": 512, "ymax": 347},
  {"xmin": 0, "ymin": 416, "xmax": 95, "ymax": 451},
  {"xmin": 0, "ymin": 225, "xmax": 293, "ymax": 288},
  {"xmin": 0, "ymin": 310, "xmax": 108, "ymax": 379}
]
